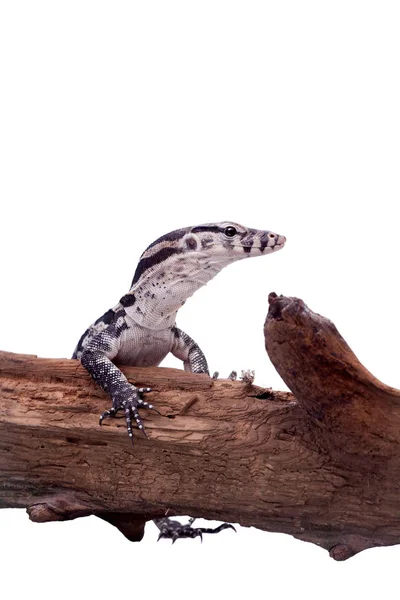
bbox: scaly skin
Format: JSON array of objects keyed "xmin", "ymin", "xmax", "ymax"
[{"xmin": 73, "ymin": 221, "xmax": 286, "ymax": 540}]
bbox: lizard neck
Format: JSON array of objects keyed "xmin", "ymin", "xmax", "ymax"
[{"xmin": 123, "ymin": 257, "xmax": 228, "ymax": 330}]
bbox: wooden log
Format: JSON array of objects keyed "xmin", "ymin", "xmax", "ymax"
[{"xmin": 1, "ymin": 294, "xmax": 399, "ymax": 559}]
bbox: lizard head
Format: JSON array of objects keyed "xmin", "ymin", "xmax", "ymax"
[
  {"xmin": 182, "ymin": 222, "xmax": 286, "ymax": 264},
  {"xmin": 130, "ymin": 222, "xmax": 286, "ymax": 290},
  {"xmin": 126, "ymin": 222, "xmax": 286, "ymax": 326}
]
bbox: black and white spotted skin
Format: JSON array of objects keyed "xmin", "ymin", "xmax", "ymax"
[
  {"xmin": 73, "ymin": 222, "xmax": 286, "ymax": 439},
  {"xmin": 73, "ymin": 222, "xmax": 286, "ymax": 539},
  {"xmin": 154, "ymin": 517, "xmax": 236, "ymax": 543}
]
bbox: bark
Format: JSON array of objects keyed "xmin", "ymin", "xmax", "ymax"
[{"xmin": 1, "ymin": 293, "xmax": 400, "ymax": 559}]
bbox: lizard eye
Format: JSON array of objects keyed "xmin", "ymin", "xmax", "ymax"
[{"xmin": 224, "ymin": 226, "xmax": 237, "ymax": 237}]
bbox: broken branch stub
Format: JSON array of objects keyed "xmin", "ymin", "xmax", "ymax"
[{"xmin": 264, "ymin": 292, "xmax": 400, "ymax": 558}]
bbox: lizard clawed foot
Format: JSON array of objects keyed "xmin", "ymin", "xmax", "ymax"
[
  {"xmin": 212, "ymin": 370, "xmax": 255, "ymax": 383},
  {"xmin": 212, "ymin": 371, "xmax": 237, "ymax": 380},
  {"xmin": 99, "ymin": 386, "xmax": 159, "ymax": 444},
  {"xmin": 155, "ymin": 517, "xmax": 236, "ymax": 543},
  {"xmin": 239, "ymin": 369, "xmax": 255, "ymax": 384}
]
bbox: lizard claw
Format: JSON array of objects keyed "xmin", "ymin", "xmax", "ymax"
[
  {"xmin": 137, "ymin": 395, "xmax": 162, "ymax": 416},
  {"xmin": 99, "ymin": 385, "xmax": 157, "ymax": 444},
  {"xmin": 212, "ymin": 370, "xmax": 237, "ymax": 380},
  {"xmin": 211, "ymin": 370, "xmax": 255, "ymax": 383},
  {"xmin": 99, "ymin": 407, "xmax": 117, "ymax": 424}
]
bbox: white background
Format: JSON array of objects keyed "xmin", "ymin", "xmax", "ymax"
[{"xmin": 1, "ymin": 1, "xmax": 400, "ymax": 598}]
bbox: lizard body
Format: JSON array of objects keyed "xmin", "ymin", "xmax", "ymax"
[
  {"xmin": 73, "ymin": 221, "xmax": 285, "ymax": 438},
  {"xmin": 73, "ymin": 221, "xmax": 286, "ymax": 540}
]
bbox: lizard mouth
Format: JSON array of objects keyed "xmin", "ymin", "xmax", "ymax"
[{"xmin": 272, "ymin": 235, "xmax": 286, "ymax": 249}]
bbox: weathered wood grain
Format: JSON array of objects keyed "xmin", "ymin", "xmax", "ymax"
[{"xmin": 1, "ymin": 294, "xmax": 399, "ymax": 559}]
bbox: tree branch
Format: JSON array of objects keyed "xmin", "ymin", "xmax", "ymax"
[{"xmin": 1, "ymin": 294, "xmax": 400, "ymax": 559}]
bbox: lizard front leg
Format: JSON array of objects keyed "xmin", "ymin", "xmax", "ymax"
[
  {"xmin": 171, "ymin": 326, "xmax": 209, "ymax": 374},
  {"xmin": 80, "ymin": 319, "xmax": 157, "ymax": 443},
  {"xmin": 171, "ymin": 327, "xmax": 247, "ymax": 382}
]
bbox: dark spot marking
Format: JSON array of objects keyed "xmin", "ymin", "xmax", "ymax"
[
  {"xmin": 242, "ymin": 238, "xmax": 253, "ymax": 253},
  {"xmin": 186, "ymin": 237, "xmax": 197, "ymax": 250},
  {"xmin": 120, "ymin": 294, "xmax": 136, "ymax": 308},
  {"xmin": 260, "ymin": 233, "xmax": 271, "ymax": 253},
  {"xmin": 131, "ymin": 247, "xmax": 183, "ymax": 286},
  {"xmin": 191, "ymin": 225, "xmax": 222, "ymax": 235},
  {"xmin": 94, "ymin": 309, "xmax": 115, "ymax": 326},
  {"xmin": 172, "ymin": 326, "xmax": 180, "ymax": 339},
  {"xmin": 146, "ymin": 228, "xmax": 188, "ymax": 251}
]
